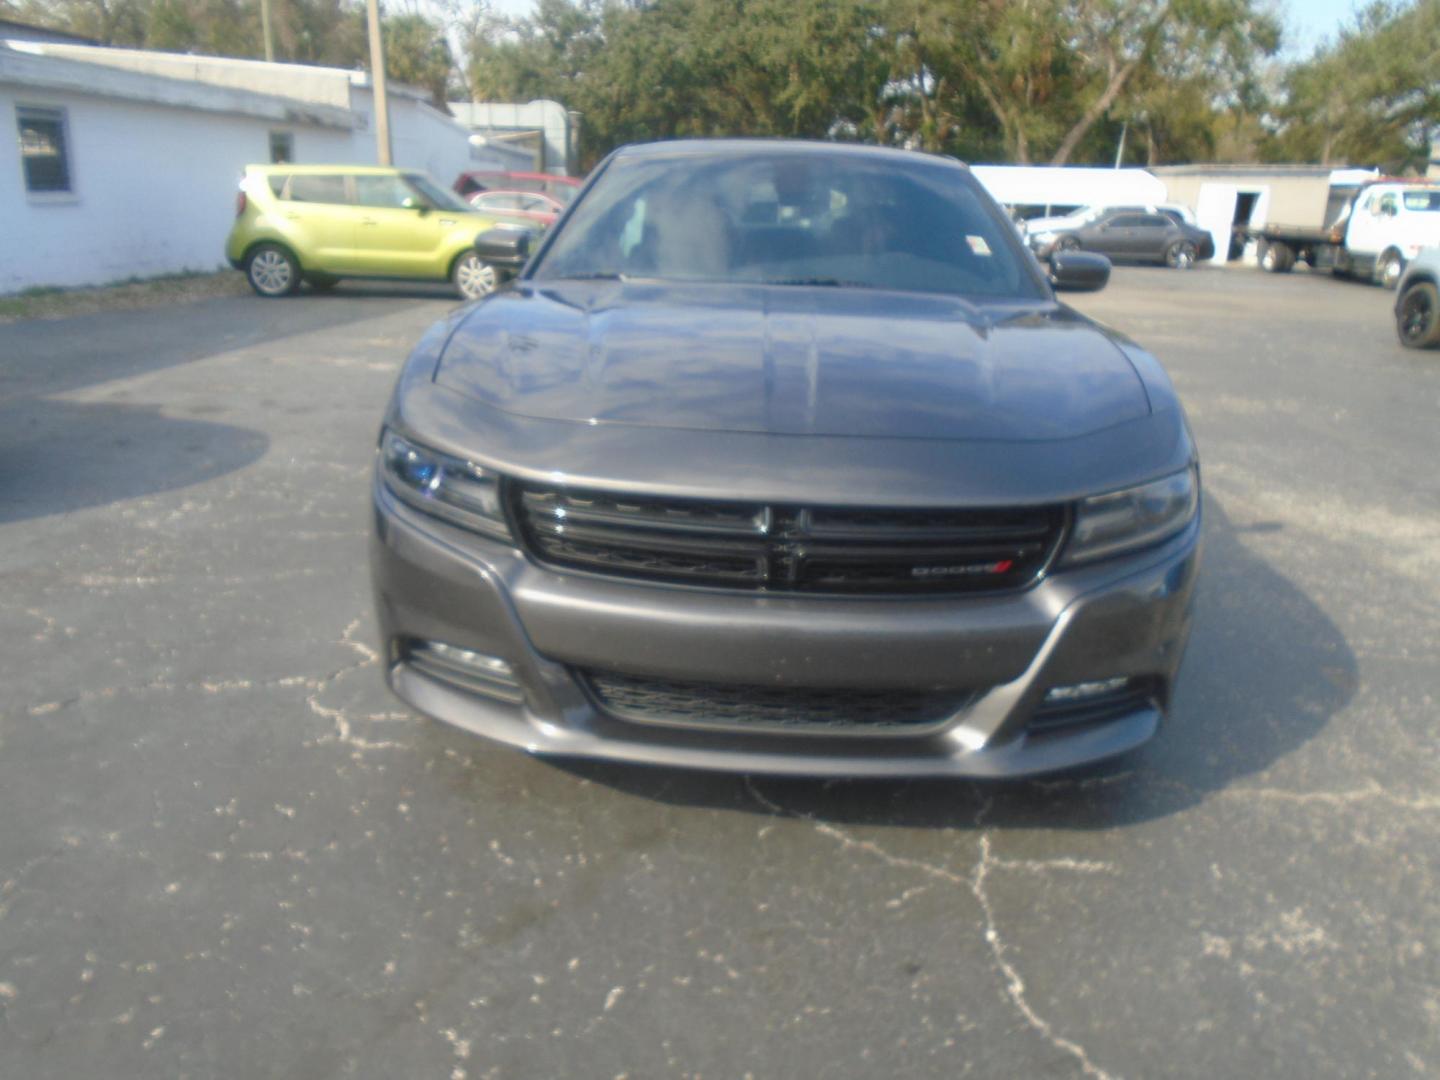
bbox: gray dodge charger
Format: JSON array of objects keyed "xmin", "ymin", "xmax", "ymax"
[{"xmin": 369, "ymin": 139, "xmax": 1201, "ymax": 777}]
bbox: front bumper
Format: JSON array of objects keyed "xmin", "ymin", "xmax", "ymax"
[{"xmin": 371, "ymin": 478, "xmax": 1200, "ymax": 778}]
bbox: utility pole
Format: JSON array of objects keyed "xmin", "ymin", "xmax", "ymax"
[
  {"xmin": 366, "ymin": 0, "xmax": 393, "ymax": 165},
  {"xmin": 1114, "ymin": 121, "xmax": 1128, "ymax": 168},
  {"xmin": 260, "ymin": 0, "xmax": 274, "ymax": 62}
]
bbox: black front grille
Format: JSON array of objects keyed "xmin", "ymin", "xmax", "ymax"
[
  {"xmin": 512, "ymin": 484, "xmax": 1065, "ymax": 595},
  {"xmin": 584, "ymin": 670, "xmax": 977, "ymax": 734}
]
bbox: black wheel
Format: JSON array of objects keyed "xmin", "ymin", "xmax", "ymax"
[
  {"xmin": 305, "ymin": 274, "xmax": 340, "ymax": 292},
  {"xmin": 1165, "ymin": 240, "xmax": 1198, "ymax": 270},
  {"xmin": 245, "ymin": 243, "xmax": 300, "ymax": 297},
  {"xmin": 1259, "ymin": 241, "xmax": 1293, "ymax": 273},
  {"xmin": 1396, "ymin": 281, "xmax": 1440, "ymax": 349},
  {"xmin": 1055, "ymin": 235, "xmax": 1081, "ymax": 252},
  {"xmin": 1377, "ymin": 250, "xmax": 1405, "ymax": 291},
  {"xmin": 452, "ymin": 252, "xmax": 499, "ymax": 301}
]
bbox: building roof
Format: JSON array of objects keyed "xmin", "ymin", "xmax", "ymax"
[
  {"xmin": 1152, "ymin": 163, "xmax": 1345, "ymax": 178},
  {"xmin": 0, "ymin": 41, "xmax": 358, "ymax": 129},
  {"xmin": 0, "ymin": 18, "xmax": 99, "ymax": 45},
  {"xmin": 8, "ymin": 40, "xmax": 436, "ymax": 109}
]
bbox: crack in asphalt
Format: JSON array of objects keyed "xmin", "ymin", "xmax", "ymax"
[
  {"xmin": 744, "ymin": 778, "xmax": 1118, "ymax": 1080},
  {"xmin": 304, "ymin": 618, "xmax": 410, "ymax": 754},
  {"xmin": 1217, "ymin": 779, "xmax": 1440, "ymax": 812},
  {"xmin": 16, "ymin": 617, "xmax": 409, "ymax": 762},
  {"xmin": 21, "ymin": 673, "xmax": 319, "ymax": 717}
]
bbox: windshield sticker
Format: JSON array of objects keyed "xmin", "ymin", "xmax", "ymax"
[{"xmin": 967, "ymin": 235, "xmax": 992, "ymax": 256}]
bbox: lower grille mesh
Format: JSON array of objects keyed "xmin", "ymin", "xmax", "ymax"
[{"xmin": 584, "ymin": 670, "xmax": 976, "ymax": 734}]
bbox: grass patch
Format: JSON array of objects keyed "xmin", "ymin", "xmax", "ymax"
[{"xmin": 0, "ymin": 269, "xmax": 250, "ymax": 324}]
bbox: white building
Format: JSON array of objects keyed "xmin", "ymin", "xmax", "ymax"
[
  {"xmin": 0, "ymin": 40, "xmax": 478, "ymax": 291},
  {"xmin": 969, "ymin": 165, "xmax": 1169, "ymax": 221},
  {"xmin": 449, "ymin": 100, "xmax": 581, "ymax": 176}
]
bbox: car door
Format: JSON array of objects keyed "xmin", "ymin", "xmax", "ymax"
[
  {"xmin": 1344, "ymin": 188, "xmax": 1390, "ymax": 262},
  {"xmin": 1130, "ymin": 214, "xmax": 1175, "ymax": 260},
  {"xmin": 352, "ymin": 173, "xmax": 447, "ymax": 279},
  {"xmin": 1085, "ymin": 212, "xmax": 1139, "ymax": 257},
  {"xmin": 515, "ymin": 193, "xmax": 560, "ymax": 224},
  {"xmin": 278, "ymin": 173, "xmax": 359, "ymax": 273}
]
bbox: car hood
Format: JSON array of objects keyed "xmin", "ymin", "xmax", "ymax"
[{"xmin": 434, "ymin": 281, "xmax": 1150, "ymax": 442}]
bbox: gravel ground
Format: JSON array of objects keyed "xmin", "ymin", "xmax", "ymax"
[
  {"xmin": 0, "ymin": 271, "xmax": 249, "ymax": 325},
  {"xmin": 1, "ymin": 269, "xmax": 1436, "ymax": 1079}
]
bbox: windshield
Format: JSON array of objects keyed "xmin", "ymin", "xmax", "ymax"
[
  {"xmin": 531, "ymin": 150, "xmax": 1045, "ymax": 300},
  {"xmin": 405, "ymin": 174, "xmax": 473, "ymax": 213}
]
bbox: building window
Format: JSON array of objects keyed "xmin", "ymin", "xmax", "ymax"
[
  {"xmin": 269, "ymin": 131, "xmax": 293, "ymax": 164},
  {"xmin": 16, "ymin": 106, "xmax": 71, "ymax": 194}
]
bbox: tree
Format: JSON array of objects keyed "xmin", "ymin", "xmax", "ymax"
[
  {"xmin": 3, "ymin": 0, "xmax": 152, "ymax": 44},
  {"xmin": 1270, "ymin": 0, "xmax": 1440, "ymax": 170},
  {"xmin": 381, "ymin": 13, "xmax": 454, "ymax": 106}
]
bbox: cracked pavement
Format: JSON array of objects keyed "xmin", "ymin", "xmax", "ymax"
[{"xmin": 2, "ymin": 270, "xmax": 1437, "ymax": 1078}]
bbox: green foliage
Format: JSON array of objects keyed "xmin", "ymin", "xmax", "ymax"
[
  {"xmin": 382, "ymin": 13, "xmax": 454, "ymax": 106},
  {"xmin": 462, "ymin": 0, "xmax": 1286, "ymax": 166},
  {"xmin": 1269, "ymin": 0, "xmax": 1440, "ymax": 171},
  {"xmin": 7, "ymin": 0, "xmax": 1436, "ymax": 170}
]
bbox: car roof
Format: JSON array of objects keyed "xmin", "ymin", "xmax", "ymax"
[
  {"xmin": 459, "ymin": 170, "xmax": 581, "ymax": 184},
  {"xmin": 246, "ymin": 164, "xmax": 421, "ymax": 176},
  {"xmin": 612, "ymin": 138, "xmax": 968, "ymax": 170}
]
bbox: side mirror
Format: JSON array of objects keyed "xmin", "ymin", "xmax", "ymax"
[
  {"xmin": 1049, "ymin": 250, "xmax": 1110, "ymax": 292},
  {"xmin": 401, "ymin": 196, "xmax": 430, "ymax": 214},
  {"xmin": 474, "ymin": 228, "xmax": 532, "ymax": 268}
]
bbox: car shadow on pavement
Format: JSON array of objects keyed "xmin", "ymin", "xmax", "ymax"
[
  {"xmin": 0, "ymin": 291, "xmax": 446, "ymax": 402},
  {"xmin": 0, "ymin": 399, "xmax": 268, "ymax": 524},
  {"xmin": 301, "ymin": 282, "xmax": 470, "ymax": 303},
  {"xmin": 552, "ymin": 493, "xmax": 1357, "ymax": 830}
]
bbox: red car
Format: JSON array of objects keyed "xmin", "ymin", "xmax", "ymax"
[
  {"xmin": 453, "ymin": 170, "xmax": 581, "ymax": 205},
  {"xmin": 466, "ymin": 189, "xmax": 566, "ymax": 227}
]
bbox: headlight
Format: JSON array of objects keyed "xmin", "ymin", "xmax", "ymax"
[
  {"xmin": 1030, "ymin": 231, "xmax": 1056, "ymax": 246},
  {"xmin": 1062, "ymin": 466, "xmax": 1198, "ymax": 565},
  {"xmin": 379, "ymin": 430, "xmax": 510, "ymax": 540}
]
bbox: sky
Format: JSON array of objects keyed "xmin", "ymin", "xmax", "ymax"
[
  {"xmin": 481, "ymin": 0, "xmax": 1368, "ymax": 57},
  {"xmin": 1283, "ymin": 0, "xmax": 1367, "ymax": 55}
]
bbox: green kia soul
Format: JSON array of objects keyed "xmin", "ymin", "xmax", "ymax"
[{"xmin": 225, "ymin": 165, "xmax": 538, "ymax": 300}]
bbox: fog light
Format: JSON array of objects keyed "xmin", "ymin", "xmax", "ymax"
[
  {"xmin": 1043, "ymin": 676, "xmax": 1131, "ymax": 704},
  {"xmin": 406, "ymin": 639, "xmax": 523, "ymax": 705}
]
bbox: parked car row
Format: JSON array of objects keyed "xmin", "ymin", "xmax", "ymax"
[
  {"xmin": 1025, "ymin": 204, "xmax": 1215, "ymax": 269},
  {"xmin": 224, "ymin": 161, "xmax": 1440, "ymax": 356},
  {"xmin": 453, "ymin": 170, "xmax": 582, "ymax": 206}
]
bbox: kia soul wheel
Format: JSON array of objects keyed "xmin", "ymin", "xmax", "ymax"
[
  {"xmin": 246, "ymin": 244, "xmax": 299, "ymax": 297},
  {"xmin": 453, "ymin": 254, "xmax": 499, "ymax": 301}
]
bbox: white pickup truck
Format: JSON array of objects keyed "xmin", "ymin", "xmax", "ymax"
[{"xmin": 1246, "ymin": 180, "xmax": 1440, "ymax": 289}]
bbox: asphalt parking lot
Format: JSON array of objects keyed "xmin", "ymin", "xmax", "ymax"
[{"xmin": 2, "ymin": 266, "xmax": 1437, "ymax": 1079}]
